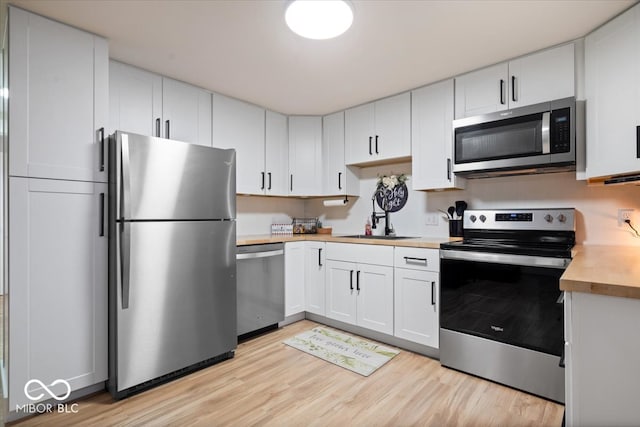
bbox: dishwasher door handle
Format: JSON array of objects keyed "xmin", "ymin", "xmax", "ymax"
[{"xmin": 236, "ymin": 249, "xmax": 284, "ymax": 260}]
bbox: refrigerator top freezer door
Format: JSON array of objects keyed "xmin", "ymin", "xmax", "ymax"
[{"xmin": 113, "ymin": 131, "xmax": 236, "ymax": 221}]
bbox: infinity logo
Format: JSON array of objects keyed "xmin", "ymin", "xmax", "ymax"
[{"xmin": 24, "ymin": 379, "xmax": 71, "ymax": 401}]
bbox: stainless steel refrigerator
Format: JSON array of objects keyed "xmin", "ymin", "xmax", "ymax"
[{"xmin": 108, "ymin": 131, "xmax": 237, "ymax": 399}]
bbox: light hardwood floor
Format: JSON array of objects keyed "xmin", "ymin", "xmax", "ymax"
[{"xmin": 12, "ymin": 320, "xmax": 564, "ymax": 427}]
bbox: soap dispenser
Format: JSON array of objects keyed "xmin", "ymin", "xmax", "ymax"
[{"xmin": 365, "ymin": 218, "xmax": 372, "ymax": 236}]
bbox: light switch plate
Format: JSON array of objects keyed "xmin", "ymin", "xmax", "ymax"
[{"xmin": 425, "ymin": 213, "xmax": 439, "ymax": 226}]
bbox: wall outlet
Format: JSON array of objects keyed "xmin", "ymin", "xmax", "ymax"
[
  {"xmin": 618, "ymin": 208, "xmax": 635, "ymax": 226},
  {"xmin": 425, "ymin": 213, "xmax": 439, "ymax": 226}
]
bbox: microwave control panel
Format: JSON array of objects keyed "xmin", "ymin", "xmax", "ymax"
[{"xmin": 550, "ymin": 108, "xmax": 571, "ymax": 153}]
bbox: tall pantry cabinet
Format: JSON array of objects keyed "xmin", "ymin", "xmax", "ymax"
[{"xmin": 7, "ymin": 6, "xmax": 108, "ymax": 413}]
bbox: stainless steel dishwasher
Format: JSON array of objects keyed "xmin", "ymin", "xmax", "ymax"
[{"xmin": 236, "ymin": 243, "xmax": 285, "ymax": 337}]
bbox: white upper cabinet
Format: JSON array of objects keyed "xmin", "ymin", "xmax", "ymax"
[
  {"xmin": 162, "ymin": 77, "xmax": 212, "ymax": 146},
  {"xmin": 584, "ymin": 4, "xmax": 640, "ymax": 179},
  {"xmin": 288, "ymin": 116, "xmax": 323, "ymax": 196},
  {"xmin": 265, "ymin": 111, "xmax": 289, "ymax": 196},
  {"xmin": 109, "ymin": 61, "xmax": 162, "ymax": 136},
  {"xmin": 411, "ymin": 79, "xmax": 465, "ymax": 191},
  {"xmin": 9, "ymin": 6, "xmax": 108, "ymax": 182},
  {"xmin": 212, "ymin": 93, "xmax": 266, "ymax": 194},
  {"xmin": 455, "ymin": 43, "xmax": 575, "ymax": 118},
  {"xmin": 322, "ymin": 111, "xmax": 359, "ymax": 197},
  {"xmin": 109, "ymin": 61, "xmax": 211, "ymax": 146},
  {"xmin": 345, "ymin": 92, "xmax": 411, "ymax": 165}
]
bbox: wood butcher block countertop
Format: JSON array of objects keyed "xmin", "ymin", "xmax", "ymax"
[
  {"xmin": 236, "ymin": 234, "xmax": 456, "ymax": 249},
  {"xmin": 560, "ymin": 245, "xmax": 640, "ymax": 300}
]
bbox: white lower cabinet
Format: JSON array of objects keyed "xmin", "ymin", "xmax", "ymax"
[
  {"xmin": 393, "ymin": 247, "xmax": 440, "ymax": 348},
  {"xmin": 304, "ymin": 242, "xmax": 326, "ymax": 316},
  {"xmin": 284, "ymin": 242, "xmax": 306, "ymax": 316},
  {"xmin": 564, "ymin": 291, "xmax": 640, "ymax": 427},
  {"xmin": 8, "ymin": 177, "xmax": 108, "ymax": 410},
  {"xmin": 325, "ymin": 243, "xmax": 394, "ymax": 335}
]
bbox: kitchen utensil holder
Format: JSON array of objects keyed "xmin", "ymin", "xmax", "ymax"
[{"xmin": 449, "ymin": 219, "xmax": 463, "ymax": 237}]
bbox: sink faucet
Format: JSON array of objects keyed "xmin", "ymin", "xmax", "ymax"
[{"xmin": 371, "ymin": 188, "xmax": 394, "ymax": 236}]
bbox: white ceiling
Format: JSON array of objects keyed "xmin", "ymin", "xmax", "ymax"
[{"xmin": 8, "ymin": 0, "xmax": 636, "ymax": 115}]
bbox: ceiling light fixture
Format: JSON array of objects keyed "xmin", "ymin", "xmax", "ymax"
[{"xmin": 285, "ymin": 0, "xmax": 354, "ymax": 40}]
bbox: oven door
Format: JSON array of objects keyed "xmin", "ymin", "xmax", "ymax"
[{"xmin": 440, "ymin": 250, "xmax": 567, "ymax": 356}]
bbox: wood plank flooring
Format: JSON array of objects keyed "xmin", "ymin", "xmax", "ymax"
[{"xmin": 11, "ymin": 320, "xmax": 564, "ymax": 427}]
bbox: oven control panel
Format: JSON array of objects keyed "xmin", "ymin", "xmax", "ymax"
[{"xmin": 464, "ymin": 208, "xmax": 575, "ymax": 231}]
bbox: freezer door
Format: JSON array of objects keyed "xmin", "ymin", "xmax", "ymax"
[
  {"xmin": 113, "ymin": 131, "xmax": 236, "ymax": 220},
  {"xmin": 114, "ymin": 220, "xmax": 236, "ymax": 392}
]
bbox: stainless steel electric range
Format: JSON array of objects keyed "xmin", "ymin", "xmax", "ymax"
[{"xmin": 439, "ymin": 208, "xmax": 575, "ymax": 403}]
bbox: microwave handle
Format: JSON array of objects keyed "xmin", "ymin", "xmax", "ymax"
[{"xmin": 541, "ymin": 111, "xmax": 550, "ymax": 154}]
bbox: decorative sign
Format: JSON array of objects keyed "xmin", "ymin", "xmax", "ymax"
[{"xmin": 375, "ymin": 183, "xmax": 408, "ymax": 213}]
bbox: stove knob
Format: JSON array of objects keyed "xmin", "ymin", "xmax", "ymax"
[
  {"xmin": 469, "ymin": 215, "xmax": 477, "ymax": 223},
  {"xmin": 544, "ymin": 214, "xmax": 553, "ymax": 223},
  {"xmin": 557, "ymin": 214, "xmax": 567, "ymax": 223},
  {"xmin": 479, "ymin": 215, "xmax": 487, "ymax": 223}
]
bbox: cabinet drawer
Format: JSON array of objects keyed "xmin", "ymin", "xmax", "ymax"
[
  {"xmin": 394, "ymin": 247, "xmax": 439, "ymax": 272},
  {"xmin": 326, "ymin": 242, "xmax": 394, "ymax": 266}
]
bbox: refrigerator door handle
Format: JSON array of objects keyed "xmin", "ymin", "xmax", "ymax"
[
  {"xmin": 121, "ymin": 222, "xmax": 131, "ymax": 309},
  {"xmin": 121, "ymin": 135, "xmax": 131, "ymax": 219}
]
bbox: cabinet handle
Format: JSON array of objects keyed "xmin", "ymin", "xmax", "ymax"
[
  {"xmin": 261, "ymin": 172, "xmax": 265, "ymax": 190},
  {"xmin": 155, "ymin": 118, "xmax": 161, "ymax": 137},
  {"xmin": 268, "ymin": 172, "xmax": 272, "ymax": 190},
  {"xmin": 99, "ymin": 192, "xmax": 105, "ymax": 237},
  {"xmin": 559, "ymin": 345, "xmax": 565, "ymax": 368},
  {"xmin": 356, "ymin": 270, "xmax": 361, "ymax": 292},
  {"xmin": 369, "ymin": 136, "xmax": 372, "ymax": 155},
  {"xmin": 447, "ymin": 158, "xmax": 452, "ymax": 181},
  {"xmin": 636, "ymin": 126, "xmax": 640, "ymax": 159},
  {"xmin": 350, "ymin": 270, "xmax": 354, "ymax": 291},
  {"xmin": 338, "ymin": 172, "xmax": 342, "ymax": 190},
  {"xmin": 318, "ymin": 248, "xmax": 323, "ymax": 267},
  {"xmin": 375, "ymin": 135, "xmax": 379, "ymax": 154},
  {"xmin": 511, "ymin": 76, "xmax": 517, "ymax": 102},
  {"xmin": 404, "ymin": 256, "xmax": 428, "ymax": 266},
  {"xmin": 98, "ymin": 127, "xmax": 105, "ymax": 172},
  {"xmin": 290, "ymin": 174, "xmax": 293, "ymax": 192},
  {"xmin": 431, "ymin": 281, "xmax": 435, "ymax": 306},
  {"xmin": 165, "ymin": 120, "xmax": 170, "ymax": 139},
  {"xmin": 499, "ymin": 79, "xmax": 505, "ymax": 105}
]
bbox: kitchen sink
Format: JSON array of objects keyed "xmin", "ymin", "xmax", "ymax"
[{"xmin": 340, "ymin": 235, "xmax": 418, "ymax": 240}]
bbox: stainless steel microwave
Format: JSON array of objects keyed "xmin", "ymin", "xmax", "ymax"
[{"xmin": 452, "ymin": 97, "xmax": 584, "ymax": 178}]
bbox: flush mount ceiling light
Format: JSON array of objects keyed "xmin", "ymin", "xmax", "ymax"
[{"xmin": 285, "ymin": 0, "xmax": 354, "ymax": 40}]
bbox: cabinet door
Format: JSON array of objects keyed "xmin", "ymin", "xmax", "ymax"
[
  {"xmin": 109, "ymin": 61, "xmax": 163, "ymax": 137},
  {"xmin": 325, "ymin": 260, "xmax": 357, "ymax": 325},
  {"xmin": 356, "ymin": 264, "xmax": 394, "ymax": 335},
  {"xmin": 394, "ymin": 268, "xmax": 439, "ymax": 347},
  {"xmin": 566, "ymin": 292, "xmax": 640, "ymax": 427},
  {"xmin": 212, "ymin": 94, "xmax": 266, "ymax": 194},
  {"xmin": 9, "ymin": 177, "xmax": 107, "ymax": 409},
  {"xmin": 585, "ymin": 5, "xmax": 640, "ymax": 178},
  {"xmin": 304, "ymin": 242, "xmax": 326, "ymax": 316},
  {"xmin": 322, "ymin": 111, "xmax": 359, "ymax": 197},
  {"xmin": 288, "ymin": 116, "xmax": 323, "ymax": 196},
  {"xmin": 345, "ymin": 102, "xmax": 375, "ymax": 165},
  {"xmin": 265, "ymin": 111, "xmax": 288, "ymax": 196},
  {"xmin": 411, "ymin": 80, "xmax": 464, "ymax": 190},
  {"xmin": 454, "ymin": 62, "xmax": 509, "ymax": 119},
  {"xmin": 374, "ymin": 92, "xmax": 411, "ymax": 161},
  {"xmin": 284, "ymin": 242, "xmax": 306, "ymax": 316},
  {"xmin": 9, "ymin": 7, "xmax": 108, "ymax": 182},
  {"xmin": 509, "ymin": 43, "xmax": 574, "ymax": 109},
  {"xmin": 162, "ymin": 77, "xmax": 212, "ymax": 146}
]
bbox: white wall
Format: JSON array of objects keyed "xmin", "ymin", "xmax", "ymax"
[
  {"xmin": 306, "ymin": 162, "xmax": 640, "ymax": 247},
  {"xmin": 236, "ymin": 195, "xmax": 305, "ymax": 236}
]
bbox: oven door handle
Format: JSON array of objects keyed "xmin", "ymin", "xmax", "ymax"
[{"xmin": 440, "ymin": 249, "xmax": 570, "ymax": 269}]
